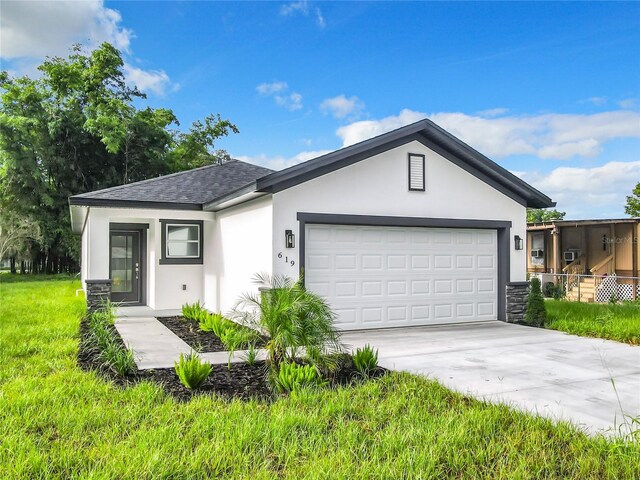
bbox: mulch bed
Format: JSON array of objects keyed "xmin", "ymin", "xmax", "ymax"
[
  {"xmin": 156, "ymin": 316, "xmax": 268, "ymax": 352},
  {"xmin": 77, "ymin": 316, "xmax": 387, "ymax": 402},
  {"xmin": 156, "ymin": 316, "xmax": 227, "ymax": 352}
]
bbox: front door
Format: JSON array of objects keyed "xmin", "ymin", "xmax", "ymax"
[{"xmin": 110, "ymin": 228, "xmax": 144, "ymax": 304}]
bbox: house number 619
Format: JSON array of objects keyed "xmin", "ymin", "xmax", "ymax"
[{"xmin": 277, "ymin": 252, "xmax": 295, "ymax": 266}]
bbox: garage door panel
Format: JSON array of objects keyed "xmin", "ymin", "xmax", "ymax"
[{"xmin": 305, "ymin": 225, "xmax": 498, "ymax": 330}]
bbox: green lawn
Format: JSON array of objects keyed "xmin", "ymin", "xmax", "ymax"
[
  {"xmin": 546, "ymin": 300, "xmax": 640, "ymax": 345},
  {"xmin": 1, "ymin": 277, "xmax": 639, "ymax": 479}
]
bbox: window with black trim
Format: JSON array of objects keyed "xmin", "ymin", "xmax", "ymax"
[
  {"xmin": 408, "ymin": 153, "xmax": 425, "ymax": 191},
  {"xmin": 160, "ymin": 219, "xmax": 203, "ymax": 265}
]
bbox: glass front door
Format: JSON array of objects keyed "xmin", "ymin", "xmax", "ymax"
[{"xmin": 110, "ymin": 230, "xmax": 142, "ymax": 304}]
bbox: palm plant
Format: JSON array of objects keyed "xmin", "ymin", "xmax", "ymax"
[{"xmin": 231, "ymin": 273, "xmax": 343, "ymax": 373}]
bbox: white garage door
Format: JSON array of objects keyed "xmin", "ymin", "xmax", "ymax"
[{"xmin": 305, "ymin": 224, "xmax": 498, "ymax": 330}]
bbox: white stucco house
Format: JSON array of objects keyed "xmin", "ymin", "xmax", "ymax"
[{"xmin": 69, "ymin": 119, "xmax": 554, "ymax": 330}]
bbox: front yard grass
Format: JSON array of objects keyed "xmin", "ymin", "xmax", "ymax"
[
  {"xmin": 545, "ymin": 300, "xmax": 640, "ymax": 345},
  {"xmin": 1, "ymin": 276, "xmax": 639, "ymax": 479}
]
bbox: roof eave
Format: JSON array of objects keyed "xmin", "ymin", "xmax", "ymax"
[
  {"xmin": 68, "ymin": 197, "xmax": 203, "ymax": 211},
  {"xmin": 69, "ymin": 204, "xmax": 89, "ymax": 235},
  {"xmin": 203, "ymin": 182, "xmax": 268, "ymax": 211}
]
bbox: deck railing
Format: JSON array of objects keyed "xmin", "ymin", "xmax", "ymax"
[
  {"xmin": 562, "ymin": 255, "xmax": 585, "ymax": 293},
  {"xmin": 590, "ymin": 255, "xmax": 615, "ymax": 292}
]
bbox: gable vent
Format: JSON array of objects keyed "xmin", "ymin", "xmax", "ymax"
[{"xmin": 408, "ymin": 153, "xmax": 425, "ymax": 191}]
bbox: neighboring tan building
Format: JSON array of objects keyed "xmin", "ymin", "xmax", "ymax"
[{"xmin": 527, "ymin": 219, "xmax": 640, "ymax": 302}]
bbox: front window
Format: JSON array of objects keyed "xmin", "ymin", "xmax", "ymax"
[
  {"xmin": 167, "ymin": 224, "xmax": 200, "ymax": 258},
  {"xmin": 160, "ymin": 220, "xmax": 203, "ymax": 264}
]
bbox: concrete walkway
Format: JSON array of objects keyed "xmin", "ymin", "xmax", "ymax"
[
  {"xmin": 342, "ymin": 321, "xmax": 640, "ymax": 436},
  {"xmin": 115, "ymin": 317, "xmax": 266, "ymax": 369}
]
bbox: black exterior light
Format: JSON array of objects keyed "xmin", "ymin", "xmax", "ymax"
[
  {"xmin": 514, "ymin": 235, "xmax": 523, "ymax": 250},
  {"xmin": 285, "ymin": 229, "xmax": 295, "ymax": 248}
]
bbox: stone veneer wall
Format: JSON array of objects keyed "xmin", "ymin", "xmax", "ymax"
[
  {"xmin": 506, "ymin": 281, "xmax": 529, "ymax": 323},
  {"xmin": 85, "ymin": 279, "xmax": 112, "ymax": 313}
]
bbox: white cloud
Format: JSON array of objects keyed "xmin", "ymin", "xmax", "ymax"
[
  {"xmin": 477, "ymin": 108, "xmax": 509, "ymax": 118},
  {"xmin": 256, "ymin": 81, "xmax": 303, "ymax": 111},
  {"xmin": 0, "ymin": 0, "xmax": 132, "ymax": 59},
  {"xmin": 336, "ymin": 109, "xmax": 640, "ymax": 160},
  {"xmin": 537, "ymin": 139, "xmax": 599, "ymax": 159},
  {"xmin": 123, "ymin": 64, "xmax": 177, "ymax": 96},
  {"xmin": 280, "ymin": 0, "xmax": 325, "ymax": 28},
  {"xmin": 315, "ymin": 8, "xmax": 325, "ymax": 28},
  {"xmin": 619, "ymin": 98, "xmax": 637, "ymax": 109},
  {"xmin": 520, "ymin": 161, "xmax": 640, "ymax": 219},
  {"xmin": 236, "ymin": 149, "xmax": 332, "ymax": 171},
  {"xmin": 280, "ymin": 1, "xmax": 309, "ymax": 16},
  {"xmin": 0, "ymin": 0, "xmax": 177, "ymax": 96},
  {"xmin": 256, "ymin": 81, "xmax": 288, "ymax": 95},
  {"xmin": 320, "ymin": 95, "xmax": 365, "ymax": 119},
  {"xmin": 582, "ymin": 96, "xmax": 607, "ymax": 106},
  {"xmin": 336, "ymin": 109, "xmax": 426, "ymax": 147}
]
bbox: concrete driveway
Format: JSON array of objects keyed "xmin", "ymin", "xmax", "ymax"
[{"xmin": 341, "ymin": 321, "xmax": 640, "ymax": 436}]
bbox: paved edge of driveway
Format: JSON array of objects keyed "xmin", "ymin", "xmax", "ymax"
[{"xmin": 341, "ymin": 321, "xmax": 640, "ymax": 437}]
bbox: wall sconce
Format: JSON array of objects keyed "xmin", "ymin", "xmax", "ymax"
[
  {"xmin": 285, "ymin": 229, "xmax": 295, "ymax": 249},
  {"xmin": 514, "ymin": 235, "xmax": 523, "ymax": 251}
]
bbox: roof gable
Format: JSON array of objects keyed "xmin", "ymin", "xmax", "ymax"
[{"xmin": 256, "ymin": 119, "xmax": 554, "ymax": 208}]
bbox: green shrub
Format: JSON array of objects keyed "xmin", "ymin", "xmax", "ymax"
[
  {"xmin": 220, "ymin": 327, "xmax": 259, "ymax": 350},
  {"xmin": 525, "ymin": 277, "xmax": 547, "ymax": 327},
  {"xmin": 543, "ymin": 282, "xmax": 565, "ymax": 300},
  {"xmin": 100, "ymin": 340, "xmax": 136, "ymax": 376},
  {"xmin": 232, "ymin": 273, "xmax": 343, "ymax": 374},
  {"xmin": 273, "ymin": 361, "xmax": 326, "ymax": 393},
  {"xmin": 174, "ymin": 352, "xmax": 212, "ymax": 390},
  {"xmin": 84, "ymin": 306, "xmax": 136, "ymax": 376},
  {"xmin": 352, "ymin": 344, "xmax": 379, "ymax": 378},
  {"xmin": 199, "ymin": 312, "xmax": 232, "ymax": 338},
  {"xmin": 243, "ymin": 342, "xmax": 259, "ymax": 366},
  {"xmin": 182, "ymin": 301, "xmax": 205, "ymax": 321},
  {"xmin": 543, "ymin": 282, "xmax": 556, "ymax": 298}
]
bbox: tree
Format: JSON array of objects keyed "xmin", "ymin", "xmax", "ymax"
[
  {"xmin": 526, "ymin": 208, "xmax": 566, "ymax": 223},
  {"xmin": 0, "ymin": 211, "xmax": 41, "ymax": 263},
  {"xmin": 169, "ymin": 114, "xmax": 239, "ymax": 171},
  {"xmin": 0, "ymin": 43, "xmax": 238, "ymax": 273},
  {"xmin": 625, "ymin": 182, "xmax": 640, "ymax": 217},
  {"xmin": 524, "ymin": 277, "xmax": 547, "ymax": 327}
]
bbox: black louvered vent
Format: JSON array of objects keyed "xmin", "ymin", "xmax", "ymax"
[{"xmin": 408, "ymin": 153, "xmax": 425, "ymax": 191}]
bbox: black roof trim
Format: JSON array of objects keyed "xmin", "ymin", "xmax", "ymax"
[
  {"xmin": 256, "ymin": 119, "xmax": 554, "ymax": 209},
  {"xmin": 68, "ymin": 197, "xmax": 203, "ymax": 211}
]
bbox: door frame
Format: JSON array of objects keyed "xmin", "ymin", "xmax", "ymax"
[
  {"xmin": 297, "ymin": 212, "xmax": 512, "ymax": 321},
  {"xmin": 109, "ymin": 223, "xmax": 148, "ymax": 306}
]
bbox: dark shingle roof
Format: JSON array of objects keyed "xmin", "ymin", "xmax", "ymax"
[{"xmin": 69, "ymin": 160, "xmax": 274, "ymax": 210}]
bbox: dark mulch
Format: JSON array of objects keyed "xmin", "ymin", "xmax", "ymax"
[
  {"xmin": 78, "ymin": 316, "xmax": 388, "ymax": 402},
  {"xmin": 156, "ymin": 316, "xmax": 268, "ymax": 352},
  {"xmin": 156, "ymin": 316, "xmax": 227, "ymax": 352}
]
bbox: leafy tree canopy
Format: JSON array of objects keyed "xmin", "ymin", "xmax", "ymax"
[
  {"xmin": 526, "ymin": 208, "xmax": 566, "ymax": 224},
  {"xmin": 0, "ymin": 43, "xmax": 238, "ymax": 272},
  {"xmin": 625, "ymin": 182, "xmax": 640, "ymax": 218}
]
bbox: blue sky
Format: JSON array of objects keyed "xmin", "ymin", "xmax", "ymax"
[{"xmin": 2, "ymin": 1, "xmax": 639, "ymax": 218}]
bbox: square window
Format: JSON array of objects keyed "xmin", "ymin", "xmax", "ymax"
[{"xmin": 160, "ymin": 220, "xmax": 203, "ymax": 264}]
